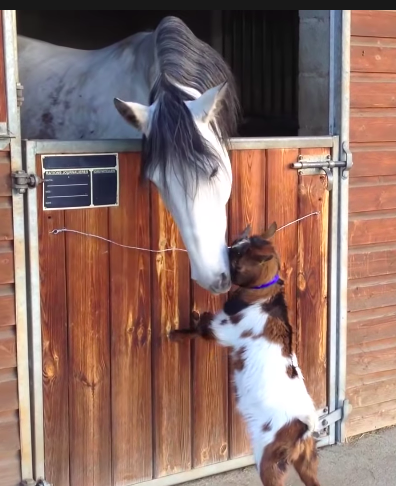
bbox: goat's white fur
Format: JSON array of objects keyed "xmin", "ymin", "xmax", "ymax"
[{"xmin": 206, "ymin": 302, "xmax": 318, "ymax": 468}]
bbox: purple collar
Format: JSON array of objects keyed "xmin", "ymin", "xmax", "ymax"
[{"xmin": 250, "ymin": 274, "xmax": 280, "ymax": 290}]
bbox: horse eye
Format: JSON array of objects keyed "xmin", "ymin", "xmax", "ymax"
[{"xmin": 210, "ymin": 167, "xmax": 218, "ymax": 179}]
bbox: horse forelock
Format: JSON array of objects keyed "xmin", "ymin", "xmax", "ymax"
[
  {"xmin": 142, "ymin": 77, "xmax": 223, "ymax": 197},
  {"xmin": 141, "ymin": 16, "xmax": 240, "ymax": 197}
]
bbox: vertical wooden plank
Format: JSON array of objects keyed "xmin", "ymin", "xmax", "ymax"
[
  {"xmin": 192, "ymin": 286, "xmax": 228, "ymax": 467},
  {"xmin": 110, "ymin": 153, "xmax": 152, "ymax": 485},
  {"xmin": 0, "ymin": 287, "xmax": 15, "ymax": 327},
  {"xmin": 0, "ymin": 411, "xmax": 19, "ymax": 455},
  {"xmin": 0, "ymin": 153, "xmax": 12, "ymax": 196},
  {"xmin": 0, "ymin": 451, "xmax": 21, "ymax": 486},
  {"xmin": 36, "ymin": 157, "xmax": 69, "ymax": 486},
  {"xmin": 151, "ymin": 190, "xmax": 191, "ymax": 478},
  {"xmin": 229, "ymin": 150, "xmax": 267, "ymax": 241},
  {"xmin": 0, "ymin": 369, "xmax": 18, "ymax": 412},
  {"xmin": 0, "ymin": 206, "xmax": 12, "ymax": 241},
  {"xmin": 297, "ymin": 148, "xmax": 329, "ymax": 410},
  {"xmin": 227, "ymin": 149, "xmax": 266, "ymax": 458},
  {"xmin": 66, "ymin": 208, "xmax": 111, "ymax": 486},
  {"xmin": 0, "ymin": 242, "xmax": 14, "ymax": 284},
  {"xmin": 266, "ymin": 149, "xmax": 299, "ymax": 336}
]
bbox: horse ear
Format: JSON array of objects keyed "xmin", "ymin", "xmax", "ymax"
[
  {"xmin": 114, "ymin": 98, "xmax": 149, "ymax": 133},
  {"xmin": 261, "ymin": 222, "xmax": 277, "ymax": 240},
  {"xmin": 187, "ymin": 82, "xmax": 228, "ymax": 124}
]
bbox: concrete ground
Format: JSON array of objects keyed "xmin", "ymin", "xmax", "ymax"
[{"xmin": 186, "ymin": 426, "xmax": 396, "ymax": 486}]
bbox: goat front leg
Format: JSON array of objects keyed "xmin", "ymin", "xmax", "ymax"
[{"xmin": 169, "ymin": 310, "xmax": 216, "ymax": 342}]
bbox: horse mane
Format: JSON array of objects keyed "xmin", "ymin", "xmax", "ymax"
[{"xmin": 142, "ymin": 16, "xmax": 240, "ymax": 196}]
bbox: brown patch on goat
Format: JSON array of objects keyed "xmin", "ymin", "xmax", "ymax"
[
  {"xmin": 240, "ymin": 329, "xmax": 254, "ymax": 338},
  {"xmin": 287, "ymin": 364, "xmax": 298, "ymax": 379},
  {"xmin": 231, "ymin": 347, "xmax": 246, "ymax": 372},
  {"xmin": 261, "ymin": 291, "xmax": 296, "ymax": 357},
  {"xmin": 293, "ymin": 437, "xmax": 320, "ymax": 486},
  {"xmin": 229, "ymin": 380, "xmax": 237, "ymax": 396},
  {"xmin": 230, "ymin": 313, "xmax": 243, "ymax": 325},
  {"xmin": 259, "ymin": 419, "xmax": 320, "ymax": 486},
  {"xmin": 234, "ymin": 293, "xmax": 295, "ymax": 355},
  {"xmin": 262, "ymin": 316, "xmax": 293, "ymax": 358}
]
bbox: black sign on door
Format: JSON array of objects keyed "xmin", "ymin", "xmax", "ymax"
[{"xmin": 41, "ymin": 153, "xmax": 119, "ymax": 210}]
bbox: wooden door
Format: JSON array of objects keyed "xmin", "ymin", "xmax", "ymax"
[{"xmin": 34, "ymin": 140, "xmax": 330, "ymax": 486}]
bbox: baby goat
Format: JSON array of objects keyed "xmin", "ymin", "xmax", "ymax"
[{"xmin": 170, "ymin": 222, "xmax": 320, "ymax": 486}]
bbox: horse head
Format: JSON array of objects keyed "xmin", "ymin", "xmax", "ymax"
[{"xmin": 114, "ymin": 80, "xmax": 233, "ymax": 294}]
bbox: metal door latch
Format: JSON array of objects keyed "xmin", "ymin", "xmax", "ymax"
[
  {"xmin": 291, "ymin": 142, "xmax": 353, "ymax": 191},
  {"xmin": 12, "ymin": 170, "xmax": 42, "ymax": 194},
  {"xmin": 16, "ymin": 82, "xmax": 24, "ymax": 107}
]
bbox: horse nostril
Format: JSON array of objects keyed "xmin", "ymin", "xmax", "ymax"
[
  {"xmin": 209, "ymin": 273, "xmax": 231, "ymax": 294},
  {"xmin": 220, "ymin": 272, "xmax": 230, "ymax": 287}
]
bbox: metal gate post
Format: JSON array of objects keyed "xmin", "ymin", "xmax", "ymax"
[
  {"xmin": 2, "ymin": 9, "xmax": 34, "ymax": 483},
  {"xmin": 336, "ymin": 9, "xmax": 352, "ymax": 443}
]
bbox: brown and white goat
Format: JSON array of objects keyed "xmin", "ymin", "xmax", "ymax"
[{"xmin": 170, "ymin": 222, "xmax": 321, "ymax": 486}]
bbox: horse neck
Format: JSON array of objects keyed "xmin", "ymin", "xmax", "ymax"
[{"xmin": 100, "ymin": 32, "xmax": 158, "ymax": 96}]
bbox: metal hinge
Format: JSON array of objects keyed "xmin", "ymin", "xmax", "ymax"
[
  {"xmin": 12, "ymin": 170, "xmax": 42, "ymax": 194},
  {"xmin": 314, "ymin": 399, "xmax": 352, "ymax": 438},
  {"xmin": 291, "ymin": 142, "xmax": 353, "ymax": 191},
  {"xmin": 17, "ymin": 82, "xmax": 24, "ymax": 107}
]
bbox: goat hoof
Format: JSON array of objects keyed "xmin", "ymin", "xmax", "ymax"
[{"xmin": 200, "ymin": 311, "xmax": 214, "ymax": 325}]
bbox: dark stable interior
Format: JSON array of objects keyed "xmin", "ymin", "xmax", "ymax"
[{"xmin": 17, "ymin": 10, "xmax": 299, "ymax": 137}]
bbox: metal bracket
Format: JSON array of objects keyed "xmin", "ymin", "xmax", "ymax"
[
  {"xmin": 342, "ymin": 141, "xmax": 353, "ymax": 179},
  {"xmin": 17, "ymin": 82, "xmax": 24, "ymax": 107},
  {"xmin": 291, "ymin": 147, "xmax": 354, "ymax": 192},
  {"xmin": 12, "ymin": 170, "xmax": 42, "ymax": 194},
  {"xmin": 21, "ymin": 480, "xmax": 52, "ymax": 486},
  {"xmin": 314, "ymin": 400, "xmax": 352, "ymax": 438},
  {"xmin": 291, "ymin": 142, "xmax": 353, "ymax": 191},
  {"xmin": 292, "ymin": 154, "xmax": 342, "ymax": 191}
]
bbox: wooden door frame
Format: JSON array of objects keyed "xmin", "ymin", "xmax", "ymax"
[{"xmin": 24, "ymin": 135, "xmax": 339, "ymax": 486}]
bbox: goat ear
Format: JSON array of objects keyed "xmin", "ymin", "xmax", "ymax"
[
  {"xmin": 261, "ymin": 222, "xmax": 277, "ymax": 240},
  {"xmin": 238, "ymin": 224, "xmax": 251, "ymax": 240}
]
